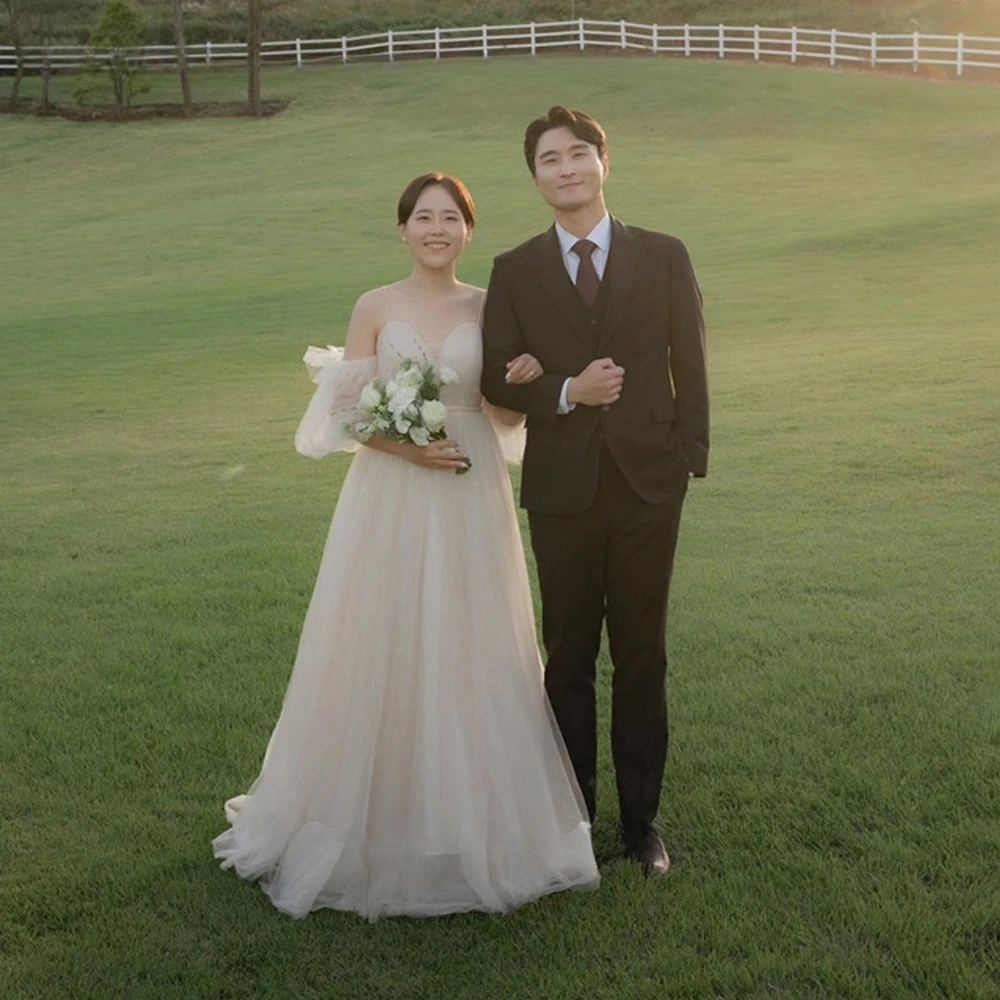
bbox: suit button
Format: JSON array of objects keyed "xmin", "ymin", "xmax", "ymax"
[
  {"xmin": 601, "ymin": 405, "xmax": 610, "ymax": 412},
  {"xmin": 590, "ymin": 319, "xmax": 598, "ymax": 327}
]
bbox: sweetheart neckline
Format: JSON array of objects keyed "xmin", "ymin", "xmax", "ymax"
[{"xmin": 379, "ymin": 319, "xmax": 480, "ymax": 350}]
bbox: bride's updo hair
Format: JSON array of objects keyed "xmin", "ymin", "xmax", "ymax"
[{"xmin": 397, "ymin": 173, "xmax": 476, "ymax": 229}]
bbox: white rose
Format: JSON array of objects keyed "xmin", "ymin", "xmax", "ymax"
[
  {"xmin": 385, "ymin": 379, "xmax": 400, "ymax": 399},
  {"xmin": 420, "ymin": 399, "xmax": 447, "ymax": 434},
  {"xmin": 387, "ymin": 386, "xmax": 418, "ymax": 414},
  {"xmin": 438, "ymin": 366, "xmax": 459, "ymax": 386},
  {"xmin": 397, "ymin": 365, "xmax": 424, "ymax": 390},
  {"xmin": 358, "ymin": 383, "xmax": 383, "ymax": 413},
  {"xmin": 408, "ymin": 425, "xmax": 430, "ymax": 446}
]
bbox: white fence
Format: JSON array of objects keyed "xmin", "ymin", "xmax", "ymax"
[{"xmin": 2, "ymin": 20, "xmax": 999, "ymax": 78}]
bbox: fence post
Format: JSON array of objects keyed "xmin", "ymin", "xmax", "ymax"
[
  {"xmin": 652, "ymin": 23, "xmax": 659, "ymax": 54},
  {"xmin": 718, "ymin": 23, "xmax": 724, "ymax": 59},
  {"xmin": 754, "ymin": 24, "xmax": 760, "ymax": 61},
  {"xmin": 830, "ymin": 28, "xmax": 836, "ymax": 67},
  {"xmin": 205, "ymin": 39, "xmax": 212, "ymax": 69},
  {"xmin": 683, "ymin": 23, "xmax": 690, "ymax": 58},
  {"xmin": 388, "ymin": 29, "xmax": 394, "ymax": 62},
  {"xmin": 341, "ymin": 36, "xmax": 347, "ymax": 64},
  {"xmin": 530, "ymin": 22, "xmax": 536, "ymax": 57},
  {"xmin": 579, "ymin": 18, "xmax": 585, "ymax": 52},
  {"xmin": 620, "ymin": 20, "xmax": 626, "ymax": 50},
  {"xmin": 791, "ymin": 25, "xmax": 797, "ymax": 64},
  {"xmin": 870, "ymin": 32, "xmax": 876, "ymax": 68},
  {"xmin": 912, "ymin": 31, "xmax": 919, "ymax": 72},
  {"xmin": 482, "ymin": 24, "xmax": 488, "ymax": 58},
  {"xmin": 956, "ymin": 32, "xmax": 964, "ymax": 77},
  {"xmin": 295, "ymin": 38, "xmax": 302, "ymax": 68},
  {"xmin": 435, "ymin": 26, "xmax": 440, "ymax": 60}
]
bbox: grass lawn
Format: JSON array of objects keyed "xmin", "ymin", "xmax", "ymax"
[{"xmin": 1, "ymin": 55, "xmax": 998, "ymax": 1000}]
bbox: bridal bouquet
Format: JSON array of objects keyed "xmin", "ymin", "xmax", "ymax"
[{"xmin": 347, "ymin": 359, "xmax": 471, "ymax": 474}]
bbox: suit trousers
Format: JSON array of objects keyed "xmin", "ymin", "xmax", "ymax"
[{"xmin": 528, "ymin": 447, "xmax": 688, "ymax": 833}]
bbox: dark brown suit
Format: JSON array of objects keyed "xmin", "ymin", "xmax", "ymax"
[{"xmin": 481, "ymin": 218, "xmax": 708, "ymax": 833}]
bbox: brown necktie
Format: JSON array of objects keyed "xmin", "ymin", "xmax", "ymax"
[{"xmin": 573, "ymin": 239, "xmax": 599, "ymax": 309}]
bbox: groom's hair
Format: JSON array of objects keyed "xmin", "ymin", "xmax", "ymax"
[
  {"xmin": 523, "ymin": 107, "xmax": 607, "ymax": 175},
  {"xmin": 397, "ymin": 173, "xmax": 476, "ymax": 229}
]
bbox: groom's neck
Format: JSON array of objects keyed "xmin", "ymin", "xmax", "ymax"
[{"xmin": 553, "ymin": 198, "xmax": 608, "ymax": 239}]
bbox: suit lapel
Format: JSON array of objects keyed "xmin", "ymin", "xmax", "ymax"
[
  {"xmin": 597, "ymin": 219, "xmax": 638, "ymax": 352},
  {"xmin": 532, "ymin": 226, "xmax": 599, "ymax": 347}
]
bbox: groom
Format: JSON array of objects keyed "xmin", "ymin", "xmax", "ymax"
[{"xmin": 481, "ymin": 107, "xmax": 709, "ymax": 874}]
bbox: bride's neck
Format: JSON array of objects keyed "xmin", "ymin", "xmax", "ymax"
[{"xmin": 404, "ymin": 263, "xmax": 460, "ymax": 297}]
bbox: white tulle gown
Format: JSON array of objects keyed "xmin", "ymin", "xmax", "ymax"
[{"xmin": 212, "ymin": 316, "xmax": 599, "ymax": 920}]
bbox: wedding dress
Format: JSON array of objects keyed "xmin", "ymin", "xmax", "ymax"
[{"xmin": 212, "ymin": 307, "xmax": 598, "ymax": 920}]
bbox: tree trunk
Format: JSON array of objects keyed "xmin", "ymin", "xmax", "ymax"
[
  {"xmin": 247, "ymin": 0, "xmax": 262, "ymax": 116},
  {"xmin": 111, "ymin": 57, "xmax": 124, "ymax": 111},
  {"xmin": 5, "ymin": 0, "xmax": 23, "ymax": 110},
  {"xmin": 40, "ymin": 48, "xmax": 51, "ymax": 112},
  {"xmin": 172, "ymin": 0, "xmax": 192, "ymax": 115},
  {"xmin": 9, "ymin": 48, "xmax": 24, "ymax": 110}
]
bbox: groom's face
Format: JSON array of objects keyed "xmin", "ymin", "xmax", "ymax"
[{"xmin": 532, "ymin": 126, "xmax": 608, "ymax": 213}]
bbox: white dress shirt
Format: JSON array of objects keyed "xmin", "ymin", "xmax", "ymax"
[{"xmin": 555, "ymin": 213, "xmax": 612, "ymax": 413}]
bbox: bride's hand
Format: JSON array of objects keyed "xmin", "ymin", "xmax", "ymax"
[
  {"xmin": 505, "ymin": 353, "xmax": 544, "ymax": 385},
  {"xmin": 406, "ymin": 438, "xmax": 470, "ymax": 472}
]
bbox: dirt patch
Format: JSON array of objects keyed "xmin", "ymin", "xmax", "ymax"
[{"xmin": 1, "ymin": 99, "xmax": 289, "ymax": 122}]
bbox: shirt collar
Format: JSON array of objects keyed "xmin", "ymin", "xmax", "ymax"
[{"xmin": 555, "ymin": 213, "xmax": 612, "ymax": 258}]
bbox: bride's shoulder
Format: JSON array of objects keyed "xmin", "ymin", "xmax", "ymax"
[
  {"xmin": 457, "ymin": 282, "xmax": 486, "ymax": 312},
  {"xmin": 352, "ymin": 284, "xmax": 392, "ymax": 320},
  {"xmin": 343, "ymin": 285, "xmax": 391, "ymax": 355}
]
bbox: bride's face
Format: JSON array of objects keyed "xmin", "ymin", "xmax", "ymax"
[{"xmin": 400, "ymin": 186, "xmax": 471, "ymax": 270}]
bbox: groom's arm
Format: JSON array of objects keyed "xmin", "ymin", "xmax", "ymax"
[
  {"xmin": 481, "ymin": 256, "xmax": 564, "ymax": 424},
  {"xmin": 667, "ymin": 238, "xmax": 710, "ymax": 477}
]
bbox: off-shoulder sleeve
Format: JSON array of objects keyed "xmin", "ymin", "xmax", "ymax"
[
  {"xmin": 294, "ymin": 346, "xmax": 378, "ymax": 458},
  {"xmin": 481, "ymin": 400, "xmax": 526, "ymax": 465}
]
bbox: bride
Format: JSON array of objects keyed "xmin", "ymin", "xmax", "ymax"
[{"xmin": 213, "ymin": 172, "xmax": 599, "ymax": 920}]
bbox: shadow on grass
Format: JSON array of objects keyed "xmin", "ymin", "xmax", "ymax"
[{"xmin": 0, "ymin": 99, "xmax": 289, "ymax": 122}]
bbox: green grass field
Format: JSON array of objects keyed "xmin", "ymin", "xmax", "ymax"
[{"xmin": 2, "ymin": 55, "xmax": 999, "ymax": 1000}]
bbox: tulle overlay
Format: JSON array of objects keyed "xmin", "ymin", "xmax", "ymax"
[
  {"xmin": 294, "ymin": 347, "xmax": 377, "ymax": 457},
  {"xmin": 214, "ymin": 322, "xmax": 597, "ymax": 920}
]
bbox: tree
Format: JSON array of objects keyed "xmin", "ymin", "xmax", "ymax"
[
  {"xmin": 3, "ymin": 0, "xmax": 25, "ymax": 110},
  {"xmin": 171, "ymin": 0, "xmax": 191, "ymax": 114},
  {"xmin": 17, "ymin": 0, "xmax": 63, "ymax": 112},
  {"xmin": 247, "ymin": 0, "xmax": 261, "ymax": 116},
  {"xmin": 26, "ymin": 0, "xmax": 63, "ymax": 112},
  {"xmin": 74, "ymin": 0, "xmax": 148, "ymax": 112},
  {"xmin": 39, "ymin": 43, "xmax": 51, "ymax": 111}
]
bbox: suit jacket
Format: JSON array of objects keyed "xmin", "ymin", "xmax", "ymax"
[{"xmin": 480, "ymin": 218, "xmax": 709, "ymax": 515}]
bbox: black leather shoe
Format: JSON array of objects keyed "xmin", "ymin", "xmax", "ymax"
[{"xmin": 621, "ymin": 825, "xmax": 670, "ymax": 875}]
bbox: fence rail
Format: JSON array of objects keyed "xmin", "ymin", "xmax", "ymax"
[{"xmin": 2, "ymin": 21, "xmax": 999, "ymax": 78}]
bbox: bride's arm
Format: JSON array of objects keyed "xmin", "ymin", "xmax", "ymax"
[
  {"xmin": 295, "ymin": 294, "xmax": 382, "ymax": 459},
  {"xmin": 364, "ymin": 435, "xmax": 471, "ymax": 471},
  {"xmin": 341, "ymin": 289, "xmax": 380, "ymax": 360}
]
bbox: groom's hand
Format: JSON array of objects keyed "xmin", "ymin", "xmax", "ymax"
[{"xmin": 567, "ymin": 358, "xmax": 625, "ymax": 407}]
